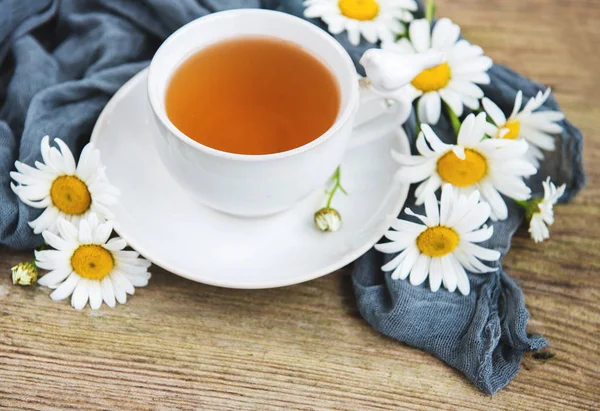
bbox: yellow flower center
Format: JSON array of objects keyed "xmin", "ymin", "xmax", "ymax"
[
  {"xmin": 71, "ymin": 245, "xmax": 114, "ymax": 281},
  {"xmin": 416, "ymin": 226, "xmax": 459, "ymax": 257},
  {"xmin": 411, "ymin": 62, "xmax": 452, "ymax": 92},
  {"xmin": 50, "ymin": 175, "xmax": 91, "ymax": 215},
  {"xmin": 437, "ymin": 149, "xmax": 488, "ymax": 187},
  {"xmin": 338, "ymin": 0, "xmax": 379, "ymax": 21},
  {"xmin": 499, "ymin": 119, "xmax": 521, "ymax": 140}
]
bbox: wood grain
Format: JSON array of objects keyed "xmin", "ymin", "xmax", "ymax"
[{"xmin": 1, "ymin": 1, "xmax": 599, "ymax": 409}]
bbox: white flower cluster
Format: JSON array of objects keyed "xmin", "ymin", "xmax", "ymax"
[
  {"xmin": 11, "ymin": 137, "xmax": 151, "ymax": 310},
  {"xmin": 304, "ymin": 1, "xmax": 568, "ymax": 294}
]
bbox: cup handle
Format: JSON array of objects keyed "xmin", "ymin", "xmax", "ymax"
[{"xmin": 348, "ymin": 77, "xmax": 412, "ymax": 149}]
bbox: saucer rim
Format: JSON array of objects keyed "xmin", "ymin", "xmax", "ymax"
[{"xmin": 91, "ymin": 68, "xmax": 410, "ymax": 289}]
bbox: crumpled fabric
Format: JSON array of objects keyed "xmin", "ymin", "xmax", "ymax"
[{"xmin": 0, "ymin": 0, "xmax": 585, "ymax": 395}]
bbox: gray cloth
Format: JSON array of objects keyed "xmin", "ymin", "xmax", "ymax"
[
  {"xmin": 348, "ymin": 11, "xmax": 586, "ymax": 397},
  {"xmin": 0, "ymin": 0, "xmax": 585, "ymax": 395}
]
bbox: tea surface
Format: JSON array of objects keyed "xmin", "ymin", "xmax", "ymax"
[{"xmin": 166, "ymin": 36, "xmax": 340, "ymax": 155}]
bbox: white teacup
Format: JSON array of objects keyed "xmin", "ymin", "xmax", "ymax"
[{"xmin": 147, "ymin": 9, "xmax": 440, "ymax": 217}]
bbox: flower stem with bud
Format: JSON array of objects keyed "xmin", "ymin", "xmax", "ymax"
[{"xmin": 314, "ymin": 167, "xmax": 347, "ymax": 232}]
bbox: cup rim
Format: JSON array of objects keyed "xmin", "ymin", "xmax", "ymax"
[{"xmin": 147, "ymin": 9, "xmax": 359, "ymax": 162}]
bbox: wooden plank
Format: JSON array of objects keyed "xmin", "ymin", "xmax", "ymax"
[{"xmin": 1, "ymin": 0, "xmax": 599, "ymax": 409}]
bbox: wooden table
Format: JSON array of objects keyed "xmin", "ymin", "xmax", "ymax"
[{"xmin": 1, "ymin": 1, "xmax": 599, "ymax": 409}]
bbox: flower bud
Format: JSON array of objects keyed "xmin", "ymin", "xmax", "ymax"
[
  {"xmin": 314, "ymin": 208, "xmax": 342, "ymax": 232},
  {"xmin": 11, "ymin": 262, "xmax": 38, "ymax": 286}
]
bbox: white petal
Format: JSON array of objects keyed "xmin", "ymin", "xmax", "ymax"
[
  {"xmin": 478, "ymin": 180, "xmax": 508, "ymax": 221},
  {"xmin": 424, "ymin": 191, "xmax": 440, "ymax": 225},
  {"xmin": 93, "ymin": 221, "xmax": 113, "ymax": 244},
  {"xmin": 100, "ymin": 276, "xmax": 116, "ymax": 308},
  {"xmin": 404, "ymin": 207, "xmax": 433, "ymax": 226},
  {"xmin": 425, "ymin": 92, "xmax": 442, "ymax": 124},
  {"xmin": 50, "ymin": 272, "xmax": 80, "ymax": 301},
  {"xmin": 88, "ymin": 281, "xmax": 103, "ymax": 310},
  {"xmin": 389, "ymin": 218, "xmax": 427, "ymax": 234},
  {"xmin": 393, "ymin": 246, "xmax": 420, "ymax": 280},
  {"xmin": 71, "ymin": 279, "xmax": 89, "ymax": 310},
  {"xmin": 464, "ymin": 242, "xmax": 501, "ymax": 262},
  {"xmin": 447, "ymin": 40, "xmax": 484, "ymax": 61},
  {"xmin": 482, "ymin": 98, "xmax": 507, "ymax": 126},
  {"xmin": 529, "ymin": 214, "xmax": 549, "ymax": 243},
  {"xmin": 112, "ymin": 271, "xmax": 135, "ymax": 295},
  {"xmin": 124, "ymin": 273, "xmax": 150, "ymax": 288},
  {"xmin": 360, "ymin": 22, "xmax": 378, "ymax": 44},
  {"xmin": 422, "ymin": 124, "xmax": 451, "ymax": 153},
  {"xmin": 454, "ymin": 248, "xmax": 497, "ymax": 273},
  {"xmin": 448, "ymin": 79, "xmax": 484, "ymax": 99},
  {"xmin": 381, "ymin": 247, "xmax": 409, "ymax": 271},
  {"xmin": 509, "ymin": 91, "xmax": 523, "ymax": 119},
  {"xmin": 391, "ymin": 150, "xmax": 430, "ymax": 166},
  {"xmin": 111, "ymin": 276, "xmax": 127, "ymax": 305},
  {"xmin": 376, "ymin": 240, "xmax": 410, "ymax": 255},
  {"xmin": 409, "ymin": 254, "xmax": 430, "ymax": 286},
  {"xmin": 454, "ymin": 202, "xmax": 492, "ymax": 233},
  {"xmin": 462, "ymin": 226, "xmax": 494, "ymax": 243},
  {"xmin": 38, "ymin": 268, "xmax": 73, "ymax": 287},
  {"xmin": 54, "ymin": 139, "xmax": 77, "ymax": 174},
  {"xmin": 440, "ymin": 255, "xmax": 457, "ymax": 292},
  {"xmin": 396, "ymin": 161, "xmax": 436, "ymax": 183},
  {"xmin": 346, "ymin": 23, "xmax": 361, "ymax": 46},
  {"xmin": 42, "ymin": 231, "xmax": 70, "ymax": 251},
  {"xmin": 414, "ymin": 175, "xmax": 442, "ymax": 205},
  {"xmin": 431, "ymin": 18, "xmax": 460, "ymax": 51},
  {"xmin": 453, "ymin": 258, "xmax": 470, "ymax": 296},
  {"xmin": 383, "ymin": 37, "xmax": 415, "ymax": 54},
  {"xmin": 78, "ymin": 219, "xmax": 93, "ymax": 244},
  {"xmin": 428, "ymin": 258, "xmax": 443, "ymax": 292},
  {"xmin": 451, "ymin": 56, "xmax": 493, "ymax": 76},
  {"xmin": 409, "ymin": 19, "xmax": 431, "ymax": 53},
  {"xmin": 76, "ymin": 144, "xmax": 101, "ymax": 181},
  {"xmin": 520, "ymin": 126, "xmax": 556, "ymax": 151},
  {"xmin": 461, "ymin": 95, "xmax": 480, "ymax": 110},
  {"xmin": 56, "ymin": 218, "xmax": 79, "ymax": 243},
  {"xmin": 29, "ymin": 206, "xmax": 60, "ymax": 234},
  {"xmin": 438, "ymin": 88, "xmax": 464, "ymax": 117},
  {"xmin": 439, "ymin": 184, "xmax": 454, "ymax": 225}
]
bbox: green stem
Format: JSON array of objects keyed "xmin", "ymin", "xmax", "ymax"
[
  {"xmin": 515, "ymin": 198, "xmax": 542, "ymax": 220},
  {"xmin": 514, "ymin": 200, "xmax": 529, "ymax": 209},
  {"xmin": 425, "ymin": 0, "xmax": 436, "ymax": 23},
  {"xmin": 445, "ymin": 103, "xmax": 461, "ymax": 135},
  {"xmin": 325, "ymin": 167, "xmax": 347, "ymax": 208},
  {"xmin": 414, "ymin": 103, "xmax": 422, "ymax": 136}
]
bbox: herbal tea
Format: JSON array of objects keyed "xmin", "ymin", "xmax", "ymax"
[{"xmin": 165, "ymin": 36, "xmax": 340, "ymax": 155}]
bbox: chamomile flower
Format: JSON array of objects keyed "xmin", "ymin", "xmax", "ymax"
[
  {"xmin": 382, "ymin": 18, "xmax": 492, "ymax": 124},
  {"xmin": 393, "ymin": 113, "xmax": 537, "ymax": 220},
  {"xmin": 375, "ymin": 184, "xmax": 500, "ymax": 295},
  {"xmin": 36, "ymin": 214, "xmax": 151, "ymax": 310},
  {"xmin": 482, "ymin": 89, "xmax": 565, "ymax": 167},
  {"xmin": 303, "ymin": 0, "xmax": 417, "ymax": 46},
  {"xmin": 527, "ymin": 177, "xmax": 566, "ymax": 243},
  {"xmin": 11, "ymin": 136, "xmax": 118, "ymax": 235}
]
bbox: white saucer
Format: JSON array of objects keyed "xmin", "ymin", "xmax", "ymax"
[{"xmin": 91, "ymin": 69, "xmax": 409, "ymax": 289}]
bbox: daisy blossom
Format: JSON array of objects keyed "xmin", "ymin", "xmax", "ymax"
[
  {"xmin": 11, "ymin": 136, "xmax": 118, "ymax": 234},
  {"xmin": 528, "ymin": 177, "xmax": 566, "ymax": 243},
  {"xmin": 303, "ymin": 0, "xmax": 417, "ymax": 46},
  {"xmin": 482, "ymin": 88, "xmax": 565, "ymax": 167},
  {"xmin": 36, "ymin": 214, "xmax": 151, "ymax": 310},
  {"xmin": 382, "ymin": 18, "xmax": 492, "ymax": 124},
  {"xmin": 392, "ymin": 112, "xmax": 537, "ymax": 220},
  {"xmin": 375, "ymin": 184, "xmax": 500, "ymax": 295}
]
